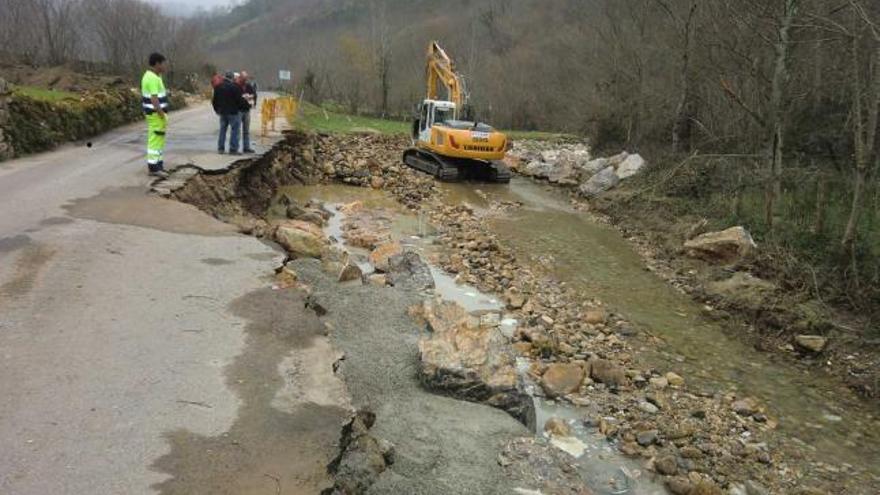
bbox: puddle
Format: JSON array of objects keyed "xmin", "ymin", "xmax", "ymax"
[
  {"xmin": 0, "ymin": 234, "xmax": 32, "ymax": 254},
  {"xmin": 65, "ymin": 187, "xmax": 239, "ymax": 236},
  {"xmin": 441, "ymin": 178, "xmax": 880, "ymax": 479}
]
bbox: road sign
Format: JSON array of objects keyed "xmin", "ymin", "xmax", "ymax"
[{"xmin": 278, "ymin": 70, "xmax": 292, "ymax": 81}]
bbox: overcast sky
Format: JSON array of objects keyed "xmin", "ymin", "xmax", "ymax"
[{"xmin": 148, "ymin": 0, "xmax": 241, "ymax": 16}]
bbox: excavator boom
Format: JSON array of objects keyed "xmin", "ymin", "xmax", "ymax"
[{"xmin": 426, "ymin": 41, "xmax": 469, "ymax": 114}]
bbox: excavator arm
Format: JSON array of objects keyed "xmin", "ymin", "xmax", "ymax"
[{"xmin": 426, "ymin": 41, "xmax": 469, "ymax": 112}]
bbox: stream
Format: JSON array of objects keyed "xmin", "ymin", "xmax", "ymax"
[
  {"xmin": 278, "ymin": 177, "xmax": 879, "ymax": 491},
  {"xmin": 440, "ymin": 178, "xmax": 880, "ymax": 479}
]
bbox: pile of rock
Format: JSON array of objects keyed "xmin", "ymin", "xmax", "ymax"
[
  {"xmin": 312, "ymin": 133, "xmax": 437, "ymax": 210},
  {"xmin": 419, "ymin": 191, "xmax": 793, "ymax": 493},
  {"xmin": 508, "ymin": 140, "xmax": 648, "ymax": 197}
]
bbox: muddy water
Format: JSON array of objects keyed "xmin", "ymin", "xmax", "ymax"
[
  {"xmin": 442, "ymin": 178, "xmax": 880, "ymax": 477},
  {"xmin": 278, "ymin": 184, "xmax": 502, "ymax": 312}
]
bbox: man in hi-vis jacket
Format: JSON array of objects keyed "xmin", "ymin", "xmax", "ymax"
[{"xmin": 141, "ymin": 53, "xmax": 170, "ymax": 178}]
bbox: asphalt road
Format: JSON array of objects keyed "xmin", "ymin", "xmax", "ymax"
[{"xmin": 0, "ymin": 101, "xmax": 348, "ymax": 494}]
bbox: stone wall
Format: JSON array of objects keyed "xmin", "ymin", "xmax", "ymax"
[{"xmin": 0, "ymin": 77, "xmax": 13, "ymax": 160}]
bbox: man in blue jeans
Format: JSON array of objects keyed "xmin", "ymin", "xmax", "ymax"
[{"xmin": 212, "ymin": 72, "xmax": 248, "ymax": 155}]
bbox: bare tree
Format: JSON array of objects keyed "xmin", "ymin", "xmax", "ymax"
[
  {"xmin": 654, "ymin": 0, "xmax": 699, "ymax": 152},
  {"xmin": 841, "ymin": 0, "xmax": 880, "ymax": 253},
  {"xmin": 369, "ymin": 0, "xmax": 392, "ymax": 117},
  {"xmin": 0, "ymin": 1, "xmax": 44, "ymax": 64},
  {"xmin": 84, "ymin": 0, "xmax": 166, "ymax": 75},
  {"xmin": 34, "ymin": 0, "xmax": 83, "ymax": 65}
]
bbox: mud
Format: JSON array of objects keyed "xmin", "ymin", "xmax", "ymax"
[
  {"xmin": 291, "ymin": 259, "xmax": 529, "ymax": 494},
  {"xmin": 150, "ymin": 288, "xmax": 350, "ymax": 495},
  {"xmin": 65, "ymin": 187, "xmax": 239, "ymax": 236}
]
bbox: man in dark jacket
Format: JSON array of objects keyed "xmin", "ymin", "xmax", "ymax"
[
  {"xmin": 238, "ymin": 71, "xmax": 258, "ymax": 153},
  {"xmin": 212, "ymin": 72, "xmax": 248, "ymax": 155}
]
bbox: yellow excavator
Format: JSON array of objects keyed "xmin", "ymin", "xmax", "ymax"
[{"xmin": 403, "ymin": 41, "xmax": 511, "ymax": 183}]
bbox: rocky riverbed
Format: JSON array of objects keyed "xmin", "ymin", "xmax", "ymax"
[
  {"xmin": 161, "ymin": 130, "xmax": 879, "ymax": 494},
  {"xmin": 506, "ymin": 139, "xmax": 879, "ymax": 407}
]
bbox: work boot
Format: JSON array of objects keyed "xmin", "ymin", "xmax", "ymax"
[
  {"xmin": 243, "ymin": 148, "xmax": 256, "ymax": 154},
  {"xmin": 149, "ymin": 170, "xmax": 170, "ymax": 179},
  {"xmin": 218, "ymin": 149, "xmax": 225, "ymax": 155},
  {"xmin": 229, "ymin": 151, "xmax": 242, "ymax": 156}
]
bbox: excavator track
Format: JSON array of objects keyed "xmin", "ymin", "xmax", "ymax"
[
  {"xmin": 403, "ymin": 148, "xmax": 511, "ymax": 184},
  {"xmin": 403, "ymin": 149, "xmax": 461, "ymax": 181}
]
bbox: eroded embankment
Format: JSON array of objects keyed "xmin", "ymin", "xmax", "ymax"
[
  {"xmin": 164, "ymin": 130, "xmax": 879, "ymax": 494},
  {"xmin": 172, "ymin": 130, "xmax": 433, "ymax": 227}
]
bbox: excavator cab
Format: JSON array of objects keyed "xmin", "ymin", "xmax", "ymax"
[{"xmin": 412, "ymin": 99, "xmax": 457, "ymax": 144}]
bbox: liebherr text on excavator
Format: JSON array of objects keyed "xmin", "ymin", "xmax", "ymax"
[{"xmin": 403, "ymin": 41, "xmax": 511, "ymax": 183}]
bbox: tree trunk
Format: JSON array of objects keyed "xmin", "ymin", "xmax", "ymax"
[
  {"xmin": 732, "ymin": 166, "xmax": 744, "ymax": 218},
  {"xmin": 842, "ymin": 20, "xmax": 880, "ymax": 251},
  {"xmin": 765, "ymin": 0, "xmax": 799, "ymax": 230},
  {"xmin": 814, "ymin": 171, "xmax": 828, "ymax": 235},
  {"xmin": 672, "ymin": 3, "xmax": 697, "ymax": 153},
  {"xmin": 842, "ymin": 168, "xmax": 868, "ymax": 248}
]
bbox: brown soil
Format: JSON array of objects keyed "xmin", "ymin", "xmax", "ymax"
[{"xmin": 0, "ymin": 61, "xmax": 128, "ymax": 93}]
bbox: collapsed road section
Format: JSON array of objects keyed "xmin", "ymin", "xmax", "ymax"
[{"xmin": 157, "ymin": 130, "xmax": 879, "ymax": 494}]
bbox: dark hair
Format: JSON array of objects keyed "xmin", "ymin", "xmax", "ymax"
[{"xmin": 148, "ymin": 53, "xmax": 166, "ymax": 67}]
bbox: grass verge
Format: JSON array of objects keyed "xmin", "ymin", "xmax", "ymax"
[
  {"xmin": 293, "ymin": 102, "xmax": 408, "ymax": 135},
  {"xmin": 292, "ymin": 102, "xmax": 578, "ymax": 142},
  {"xmin": 12, "ymin": 85, "xmax": 78, "ymax": 102}
]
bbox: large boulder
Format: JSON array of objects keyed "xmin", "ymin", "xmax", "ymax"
[
  {"xmin": 588, "ymin": 358, "xmax": 626, "ymax": 387},
  {"xmin": 274, "ymin": 220, "xmax": 329, "ymax": 258},
  {"xmin": 615, "ymin": 154, "xmax": 647, "ymax": 179},
  {"xmin": 546, "ymin": 162, "xmax": 577, "ymax": 185},
  {"xmin": 368, "ymin": 241, "xmax": 403, "ymax": 272},
  {"xmin": 578, "ymin": 166, "xmax": 620, "ymax": 197},
  {"xmin": 607, "ymin": 151, "xmax": 630, "ymax": 167},
  {"xmin": 324, "ymin": 410, "xmax": 395, "ymax": 495},
  {"xmin": 579, "ymin": 157, "xmax": 611, "ymax": 177},
  {"xmin": 794, "ymin": 335, "xmax": 828, "ymax": 353},
  {"xmin": 417, "ymin": 299, "xmax": 534, "ymax": 426},
  {"xmin": 523, "ymin": 160, "xmax": 555, "ymax": 179},
  {"xmin": 321, "ymin": 244, "xmax": 351, "ymax": 275},
  {"xmin": 540, "ymin": 150, "xmax": 560, "ymax": 163},
  {"xmin": 386, "ymin": 251, "xmax": 435, "ymax": 291},
  {"xmin": 523, "ymin": 155, "xmax": 581, "ymax": 185},
  {"xmin": 541, "ymin": 363, "xmax": 585, "ymax": 398},
  {"xmin": 707, "ymin": 272, "xmax": 775, "ymax": 309},
  {"xmin": 684, "ymin": 227, "xmax": 756, "ymax": 264}
]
